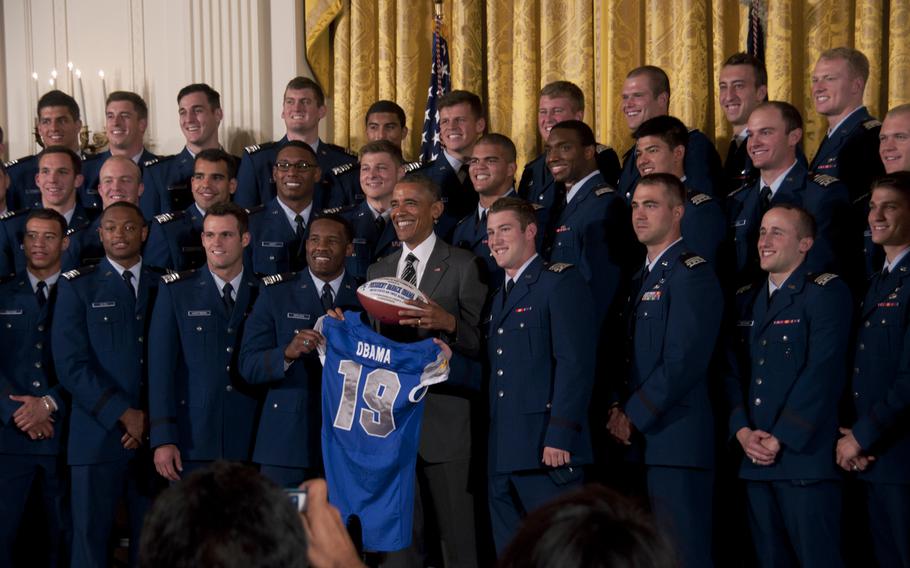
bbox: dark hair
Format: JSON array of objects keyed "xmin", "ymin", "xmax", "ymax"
[
  {"xmin": 366, "ymin": 100, "xmax": 407, "ymax": 128},
  {"xmin": 539, "ymin": 81, "xmax": 585, "ymax": 113},
  {"xmin": 285, "ymin": 77, "xmax": 326, "ymax": 107},
  {"xmin": 397, "ymin": 173, "xmax": 441, "ymax": 202},
  {"xmin": 311, "ymin": 212, "xmax": 354, "ymax": 243},
  {"xmin": 489, "ymin": 196, "xmax": 537, "ymax": 230},
  {"xmin": 205, "ymin": 202, "xmax": 249, "ymax": 234},
  {"xmin": 475, "ymin": 133, "xmax": 518, "ymax": 163},
  {"xmin": 38, "ymin": 146, "xmax": 82, "ymax": 175},
  {"xmin": 550, "ymin": 120, "xmax": 596, "ymax": 147},
  {"xmin": 26, "ymin": 208, "xmax": 68, "ymax": 237},
  {"xmin": 820, "ymin": 47, "xmax": 870, "ymax": 83},
  {"xmin": 101, "ymin": 200, "xmax": 146, "ymax": 225},
  {"xmin": 138, "ymin": 461, "xmax": 307, "ymax": 568},
  {"xmin": 638, "ymin": 172, "xmax": 686, "ymax": 207},
  {"xmin": 196, "ymin": 148, "xmax": 239, "ymax": 179},
  {"xmin": 177, "ymin": 83, "xmax": 222, "ymax": 110},
  {"xmin": 277, "ymin": 140, "xmax": 318, "ymax": 163},
  {"xmin": 767, "ymin": 202, "xmax": 817, "ymax": 239},
  {"xmin": 632, "ymin": 115, "xmax": 689, "ymax": 149},
  {"xmin": 722, "ymin": 52, "xmax": 768, "ymax": 89},
  {"xmin": 106, "ymin": 91, "xmax": 149, "ymax": 120},
  {"xmin": 498, "ymin": 485, "xmax": 675, "ymax": 568},
  {"xmin": 37, "ymin": 90, "xmax": 80, "ymax": 121},
  {"xmin": 755, "ymin": 101, "xmax": 803, "ymax": 134},
  {"xmin": 437, "ymin": 90, "xmax": 484, "ymax": 119},
  {"xmin": 359, "ymin": 140, "xmax": 404, "ymax": 165},
  {"xmin": 627, "ymin": 66, "xmax": 671, "ymax": 99},
  {"xmin": 872, "ymin": 172, "xmax": 910, "ymax": 202}
]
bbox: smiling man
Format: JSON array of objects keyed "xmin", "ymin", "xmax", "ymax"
[
  {"xmin": 718, "ymin": 53, "xmax": 769, "ymax": 195},
  {"xmin": 879, "ymin": 104, "xmax": 910, "ymax": 174}
]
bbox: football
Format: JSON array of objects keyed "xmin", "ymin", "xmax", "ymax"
[{"xmin": 356, "ymin": 277, "xmax": 429, "ymax": 325}]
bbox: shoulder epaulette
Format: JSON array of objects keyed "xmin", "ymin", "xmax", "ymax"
[
  {"xmin": 863, "ymin": 119, "xmax": 882, "ymax": 130},
  {"xmin": 5, "ymin": 155, "xmax": 35, "ymax": 169},
  {"xmin": 736, "ymin": 283, "xmax": 754, "ymax": 295},
  {"xmin": 404, "ymin": 160, "xmax": 425, "ymax": 173},
  {"xmin": 812, "ymin": 173, "xmax": 839, "ymax": 187},
  {"xmin": 62, "ymin": 264, "xmax": 98, "ymax": 281},
  {"xmin": 531, "ymin": 203, "xmax": 544, "ymax": 210},
  {"xmin": 154, "ymin": 210, "xmax": 187, "ymax": 225},
  {"xmin": 331, "ymin": 162, "xmax": 358, "ymax": 176},
  {"xmin": 595, "ymin": 144, "xmax": 615, "ymax": 154},
  {"xmin": 680, "ymin": 253, "xmax": 707, "ymax": 269},
  {"xmin": 547, "ymin": 262, "xmax": 573, "ymax": 273},
  {"xmin": 3, "ymin": 158, "xmax": 19, "ymax": 168},
  {"xmin": 594, "ymin": 184, "xmax": 615, "ymax": 197},
  {"xmin": 688, "ymin": 126, "xmax": 697, "ymax": 133},
  {"xmin": 65, "ymin": 221, "xmax": 91, "ymax": 236},
  {"xmin": 262, "ymin": 272, "xmax": 295, "ymax": 287},
  {"xmin": 727, "ymin": 183, "xmax": 750, "ymax": 198},
  {"xmin": 456, "ymin": 215, "xmax": 471, "ymax": 226},
  {"xmin": 245, "ymin": 204, "xmax": 266, "ymax": 216},
  {"xmin": 162, "ymin": 269, "xmax": 194, "ymax": 284},
  {"xmin": 319, "ymin": 204, "xmax": 356, "ymax": 216},
  {"xmin": 143, "ymin": 154, "xmax": 176, "ymax": 168},
  {"xmin": 0, "ymin": 208, "xmax": 28, "ymax": 221},
  {"xmin": 244, "ymin": 141, "xmax": 276, "ymax": 155},
  {"xmin": 82, "ymin": 152, "xmax": 105, "ymax": 163},
  {"xmin": 811, "ymin": 273, "xmax": 838, "ymax": 286},
  {"xmin": 688, "ymin": 192, "xmax": 713, "ymax": 206}
]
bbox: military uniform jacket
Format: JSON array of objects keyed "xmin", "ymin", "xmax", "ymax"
[
  {"xmin": 517, "ymin": 145, "xmax": 621, "ymax": 210},
  {"xmin": 247, "ymin": 194, "xmax": 327, "ymax": 277},
  {"xmin": 81, "ymin": 148, "xmax": 158, "ymax": 213},
  {"xmin": 5, "ymin": 152, "xmax": 92, "ymax": 213},
  {"xmin": 544, "ymin": 172, "xmax": 633, "ymax": 325},
  {"xmin": 144, "ymin": 203, "xmax": 206, "ymax": 272},
  {"xmin": 849, "ymin": 254, "xmax": 910, "ymax": 484},
  {"xmin": 725, "ymin": 264, "xmax": 852, "ymax": 480},
  {"xmin": 623, "ymin": 241, "xmax": 722, "ymax": 469},
  {"xmin": 139, "ymin": 147, "xmax": 196, "ymax": 218},
  {"xmin": 324, "ymin": 161, "xmax": 363, "ymax": 209},
  {"xmin": 619, "ymin": 128, "xmax": 723, "ymax": 201},
  {"xmin": 0, "ymin": 204, "xmax": 94, "ymax": 278},
  {"xmin": 238, "ymin": 270, "xmax": 360, "ymax": 468},
  {"xmin": 725, "ymin": 161, "xmax": 852, "ymax": 286},
  {"xmin": 234, "ymin": 136, "xmax": 357, "ymax": 209},
  {"xmin": 0, "ymin": 273, "xmax": 67, "ymax": 456},
  {"xmin": 809, "ymin": 106, "xmax": 883, "ymax": 204},
  {"xmin": 487, "ymin": 257, "xmax": 598, "ymax": 473},
  {"xmin": 52, "ymin": 258, "xmax": 162, "ymax": 465},
  {"xmin": 339, "ymin": 200, "xmax": 399, "ymax": 282},
  {"xmin": 415, "ymin": 153, "xmax": 478, "ymax": 239},
  {"xmin": 452, "ymin": 209, "xmax": 501, "ymax": 284},
  {"xmin": 681, "ymin": 187, "xmax": 726, "ymax": 267},
  {"xmin": 148, "ymin": 267, "xmax": 261, "ymax": 462}
]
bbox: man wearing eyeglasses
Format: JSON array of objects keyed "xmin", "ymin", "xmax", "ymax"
[
  {"xmin": 246, "ymin": 141, "xmax": 328, "ymax": 276},
  {"xmin": 144, "ymin": 149, "xmax": 238, "ymax": 271}
]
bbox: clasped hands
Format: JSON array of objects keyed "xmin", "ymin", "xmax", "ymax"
[{"xmin": 9, "ymin": 394, "xmax": 54, "ymax": 440}]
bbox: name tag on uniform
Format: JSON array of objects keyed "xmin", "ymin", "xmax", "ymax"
[
  {"xmin": 353, "ymin": 238, "xmax": 368, "ymax": 245},
  {"xmin": 261, "ymin": 241, "xmax": 284, "ymax": 248},
  {"xmin": 772, "ymin": 319, "xmax": 801, "ymax": 325},
  {"xmin": 737, "ymin": 320, "xmax": 754, "ymax": 327},
  {"xmin": 642, "ymin": 291, "xmax": 662, "ymax": 301},
  {"xmin": 733, "ymin": 219, "xmax": 747, "ymax": 227},
  {"xmin": 0, "ymin": 309, "xmax": 23, "ymax": 315},
  {"xmin": 287, "ymin": 312, "xmax": 311, "ymax": 320},
  {"xmin": 187, "ymin": 310, "xmax": 211, "ymax": 317},
  {"xmin": 91, "ymin": 301, "xmax": 116, "ymax": 308}
]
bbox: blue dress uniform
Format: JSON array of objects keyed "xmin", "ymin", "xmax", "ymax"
[
  {"xmin": 144, "ymin": 203, "xmax": 207, "ymax": 271},
  {"xmin": 542, "ymin": 172, "xmax": 633, "ymax": 325},
  {"xmin": 80, "ymin": 148, "xmax": 158, "ymax": 212},
  {"xmin": 623, "ymin": 241, "xmax": 723, "ymax": 568},
  {"xmin": 846, "ymin": 253, "xmax": 910, "ymax": 566},
  {"xmin": 618, "ymin": 128, "xmax": 723, "ymax": 201},
  {"xmin": 0, "ymin": 205, "xmax": 95, "ymax": 278},
  {"xmin": 486, "ymin": 258, "xmax": 598, "ymax": 552},
  {"xmin": 413, "ymin": 152, "xmax": 478, "ymax": 240},
  {"xmin": 335, "ymin": 201, "xmax": 399, "ymax": 282},
  {"xmin": 0, "ymin": 273, "xmax": 69, "ymax": 567},
  {"xmin": 238, "ymin": 270, "xmax": 360, "ymax": 487},
  {"xmin": 148, "ymin": 267, "xmax": 261, "ymax": 471},
  {"xmin": 138, "ymin": 148, "xmax": 196, "ymax": 219},
  {"xmin": 246, "ymin": 194, "xmax": 328, "ymax": 277},
  {"xmin": 517, "ymin": 144, "xmax": 621, "ymax": 211},
  {"xmin": 725, "ymin": 264, "xmax": 852, "ymax": 568},
  {"xmin": 725, "ymin": 162, "xmax": 853, "ymax": 287},
  {"xmin": 722, "ymin": 136, "xmax": 755, "ymax": 198},
  {"xmin": 233, "ymin": 137, "xmax": 357, "ymax": 209},
  {"xmin": 681, "ymin": 187, "xmax": 726, "ymax": 267},
  {"xmin": 52, "ymin": 258, "xmax": 165, "ymax": 568},
  {"xmin": 5, "ymin": 152, "xmax": 94, "ymax": 214}
]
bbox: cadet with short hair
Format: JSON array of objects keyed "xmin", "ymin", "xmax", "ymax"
[{"xmin": 718, "ymin": 53, "xmax": 769, "ymax": 195}]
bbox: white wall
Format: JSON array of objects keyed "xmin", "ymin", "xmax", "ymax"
[{"xmin": 1, "ymin": 0, "xmax": 313, "ymax": 161}]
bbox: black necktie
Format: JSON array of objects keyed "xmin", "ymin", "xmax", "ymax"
[
  {"xmin": 123, "ymin": 270, "xmax": 136, "ymax": 298},
  {"xmin": 401, "ymin": 253, "xmax": 418, "ymax": 286},
  {"xmin": 759, "ymin": 185, "xmax": 772, "ymax": 214},
  {"xmin": 458, "ymin": 164, "xmax": 469, "ymax": 184},
  {"xmin": 375, "ymin": 215, "xmax": 386, "ymax": 235},
  {"xmin": 478, "ymin": 210, "xmax": 487, "ymax": 229},
  {"xmin": 503, "ymin": 278, "xmax": 514, "ymax": 306},
  {"xmin": 321, "ymin": 282, "xmax": 335, "ymax": 312},
  {"xmin": 222, "ymin": 282, "xmax": 235, "ymax": 313},
  {"xmin": 35, "ymin": 281, "xmax": 47, "ymax": 307}
]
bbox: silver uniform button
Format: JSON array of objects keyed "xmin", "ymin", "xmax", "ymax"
[
  {"xmin": 754, "ymin": 398, "xmax": 762, "ymax": 406},
  {"xmin": 226, "ymin": 385, "xmax": 233, "ymax": 392},
  {"xmin": 32, "ymin": 380, "xmax": 41, "ymax": 387},
  {"xmin": 497, "ymin": 369, "xmax": 503, "ymax": 376},
  {"xmin": 497, "ymin": 390, "xmax": 504, "ymax": 398}
]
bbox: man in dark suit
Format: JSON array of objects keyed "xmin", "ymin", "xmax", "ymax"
[
  {"xmin": 718, "ymin": 53, "xmax": 768, "ymax": 196},
  {"xmin": 726, "ymin": 204, "xmax": 852, "ymax": 568},
  {"xmin": 367, "ymin": 173, "xmax": 487, "ymax": 567},
  {"xmin": 239, "ymin": 213, "xmax": 360, "ymax": 487},
  {"xmin": 0, "ymin": 209, "xmax": 70, "ymax": 567},
  {"xmin": 608, "ymin": 173, "xmax": 723, "ymax": 568},
  {"xmin": 149, "ymin": 203, "xmax": 261, "ymax": 482},
  {"xmin": 838, "ymin": 173, "xmax": 910, "ymax": 567},
  {"xmin": 485, "ymin": 197, "xmax": 597, "ymax": 553},
  {"xmin": 52, "ymin": 201, "xmax": 166, "ymax": 568}
]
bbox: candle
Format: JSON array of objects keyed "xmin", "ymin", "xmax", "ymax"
[
  {"xmin": 50, "ymin": 69, "xmax": 57, "ymax": 89},
  {"xmin": 98, "ymin": 70, "xmax": 107, "ymax": 101},
  {"xmin": 32, "ymin": 71, "xmax": 39, "ymax": 103},
  {"xmin": 67, "ymin": 62, "xmax": 74, "ymax": 94},
  {"xmin": 76, "ymin": 70, "xmax": 87, "ymax": 125}
]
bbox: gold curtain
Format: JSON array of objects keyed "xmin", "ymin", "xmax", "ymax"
[{"xmin": 316, "ymin": 0, "xmax": 910, "ymax": 168}]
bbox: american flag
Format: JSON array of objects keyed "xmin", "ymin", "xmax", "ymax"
[{"xmin": 419, "ymin": 13, "xmax": 451, "ymax": 163}]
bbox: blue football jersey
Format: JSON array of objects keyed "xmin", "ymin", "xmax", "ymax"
[{"xmin": 317, "ymin": 313, "xmax": 448, "ymax": 552}]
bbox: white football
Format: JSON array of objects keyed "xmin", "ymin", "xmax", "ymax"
[{"xmin": 357, "ymin": 277, "xmax": 429, "ymax": 325}]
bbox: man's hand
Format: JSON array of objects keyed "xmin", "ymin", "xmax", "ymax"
[
  {"xmin": 398, "ymin": 298, "xmax": 456, "ymax": 334},
  {"xmin": 836, "ymin": 427, "xmax": 875, "ymax": 472},
  {"xmin": 606, "ymin": 406, "xmax": 633, "ymax": 445},
  {"xmin": 10, "ymin": 395, "xmax": 53, "ymax": 432},
  {"xmin": 284, "ymin": 329, "xmax": 324, "ymax": 361},
  {"xmin": 119, "ymin": 408, "xmax": 147, "ymax": 448},
  {"xmin": 542, "ymin": 446, "xmax": 571, "ymax": 467},
  {"xmin": 298, "ymin": 479, "xmax": 366, "ymax": 568},
  {"xmin": 154, "ymin": 444, "xmax": 183, "ymax": 481},
  {"xmin": 736, "ymin": 427, "xmax": 777, "ymax": 465},
  {"xmin": 25, "ymin": 420, "xmax": 54, "ymax": 441},
  {"xmin": 431, "ymin": 338, "xmax": 453, "ymax": 361},
  {"xmin": 325, "ymin": 307, "xmax": 345, "ymax": 321}
]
